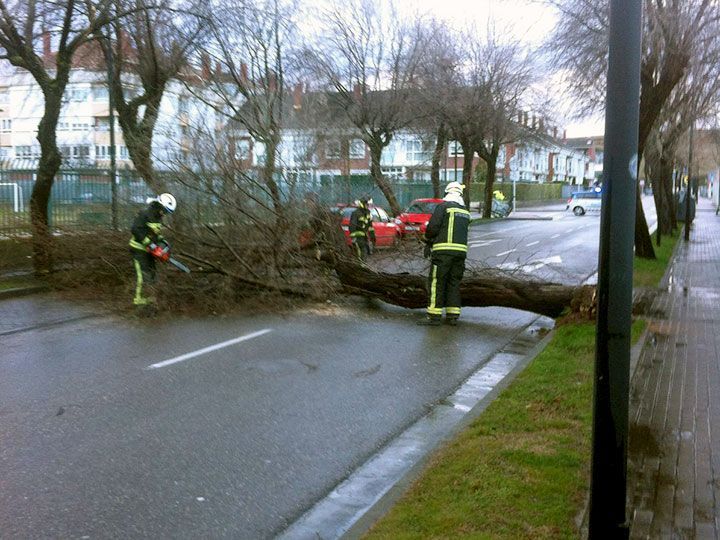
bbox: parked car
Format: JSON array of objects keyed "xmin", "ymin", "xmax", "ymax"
[
  {"xmin": 566, "ymin": 189, "xmax": 602, "ymax": 216},
  {"xmin": 331, "ymin": 203, "xmax": 402, "ymax": 247},
  {"xmin": 395, "ymin": 198, "xmax": 444, "ymax": 236}
]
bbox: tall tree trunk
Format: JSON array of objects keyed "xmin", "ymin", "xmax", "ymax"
[
  {"xmin": 368, "ymin": 141, "xmax": 401, "ymax": 215},
  {"xmin": 262, "ymin": 137, "xmax": 283, "ymax": 223},
  {"xmin": 461, "ymin": 147, "xmax": 474, "ymax": 210},
  {"xmin": 481, "ymin": 149, "xmax": 499, "ymax": 219},
  {"xmin": 30, "ymin": 88, "xmax": 65, "ymax": 274},
  {"xmin": 116, "ymin": 90, "xmax": 167, "ymax": 193},
  {"xmin": 634, "ymin": 182, "xmax": 655, "ymax": 258},
  {"xmin": 430, "ymin": 124, "xmax": 446, "ymax": 198}
]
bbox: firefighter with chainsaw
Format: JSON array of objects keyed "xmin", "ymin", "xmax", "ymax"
[
  {"xmin": 418, "ymin": 181, "xmax": 471, "ymax": 326},
  {"xmin": 348, "ymin": 197, "xmax": 376, "ymax": 261},
  {"xmin": 128, "ymin": 193, "xmax": 178, "ymax": 308}
]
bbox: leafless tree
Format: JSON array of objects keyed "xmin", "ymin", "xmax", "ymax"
[
  {"xmin": 544, "ymin": 0, "xmax": 720, "ymax": 258},
  {"xmin": 410, "ymin": 18, "xmax": 462, "ymax": 198},
  {"xmin": 644, "ymin": 41, "xmax": 720, "ymax": 245},
  {"xmin": 197, "ymin": 0, "xmax": 296, "ymax": 226},
  {"xmin": 301, "ymin": 0, "xmax": 426, "ymax": 215},
  {"xmin": 96, "ymin": 0, "xmax": 208, "ymax": 193},
  {"xmin": 0, "ymin": 0, "xmax": 114, "ymax": 273},
  {"xmin": 467, "ymin": 27, "xmax": 533, "ymax": 217}
]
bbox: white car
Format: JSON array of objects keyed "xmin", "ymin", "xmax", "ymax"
[{"xmin": 566, "ymin": 189, "xmax": 602, "ymax": 216}]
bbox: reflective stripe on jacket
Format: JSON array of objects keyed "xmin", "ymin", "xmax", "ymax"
[
  {"xmin": 425, "ymin": 202, "xmax": 470, "ymax": 254},
  {"xmin": 349, "ymin": 206, "xmax": 374, "ymax": 238},
  {"xmin": 129, "ymin": 204, "xmax": 164, "ymax": 251}
]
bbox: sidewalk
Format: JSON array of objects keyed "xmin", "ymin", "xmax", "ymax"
[{"xmin": 628, "ymin": 199, "xmax": 720, "ymax": 538}]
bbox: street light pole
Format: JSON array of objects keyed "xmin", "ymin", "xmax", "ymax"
[{"xmin": 589, "ymin": 1, "xmax": 641, "ymax": 538}]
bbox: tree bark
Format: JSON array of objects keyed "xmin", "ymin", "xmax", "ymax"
[
  {"xmin": 430, "ymin": 124, "xmax": 446, "ymax": 198},
  {"xmin": 115, "ymin": 86, "xmax": 167, "ymax": 193},
  {"xmin": 634, "ymin": 182, "xmax": 656, "ymax": 259},
  {"xmin": 368, "ymin": 139, "xmax": 401, "ymax": 215},
  {"xmin": 30, "ymin": 80, "xmax": 67, "ymax": 274},
  {"xmin": 333, "ymin": 259, "xmax": 588, "ymax": 319},
  {"xmin": 480, "ymin": 148, "xmax": 499, "ymax": 219}
]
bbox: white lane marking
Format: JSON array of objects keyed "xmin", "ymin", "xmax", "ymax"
[
  {"xmin": 525, "ymin": 241, "xmax": 540, "ymax": 247},
  {"xmin": 146, "ymin": 329, "xmax": 272, "ymax": 370},
  {"xmin": 468, "ymin": 239, "xmax": 502, "ymax": 248},
  {"xmin": 494, "ymin": 249, "xmax": 516, "ymax": 257},
  {"xmin": 498, "ymin": 255, "xmax": 563, "ymax": 273},
  {"xmin": 551, "ymin": 234, "xmax": 560, "ymax": 239}
]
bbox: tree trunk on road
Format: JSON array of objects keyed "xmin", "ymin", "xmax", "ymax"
[{"xmin": 333, "ymin": 259, "xmax": 589, "ymax": 319}]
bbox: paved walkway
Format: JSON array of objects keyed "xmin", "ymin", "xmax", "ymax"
[{"xmin": 628, "ymin": 199, "xmax": 720, "ymax": 539}]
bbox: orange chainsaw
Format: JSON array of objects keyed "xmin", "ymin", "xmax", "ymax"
[{"xmin": 148, "ymin": 242, "xmax": 190, "ymax": 273}]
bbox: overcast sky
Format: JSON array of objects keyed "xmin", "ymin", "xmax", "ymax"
[{"xmin": 401, "ymin": 0, "xmax": 606, "ymax": 137}]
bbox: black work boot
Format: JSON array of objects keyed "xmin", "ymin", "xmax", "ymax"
[
  {"xmin": 445, "ymin": 317, "xmax": 459, "ymax": 326},
  {"xmin": 417, "ymin": 316, "xmax": 442, "ymax": 326}
]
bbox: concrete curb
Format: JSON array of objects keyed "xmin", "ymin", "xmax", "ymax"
[{"xmin": 0, "ymin": 284, "xmax": 49, "ymax": 300}]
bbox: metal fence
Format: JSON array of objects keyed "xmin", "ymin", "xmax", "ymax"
[{"xmin": 0, "ymin": 167, "xmax": 437, "ymax": 236}]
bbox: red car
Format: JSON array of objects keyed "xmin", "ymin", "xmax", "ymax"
[
  {"xmin": 331, "ymin": 204, "xmax": 402, "ymax": 247},
  {"xmin": 396, "ymin": 198, "xmax": 444, "ymax": 236}
]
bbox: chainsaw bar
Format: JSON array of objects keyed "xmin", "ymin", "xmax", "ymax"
[{"xmin": 168, "ymin": 257, "xmax": 191, "ymax": 273}]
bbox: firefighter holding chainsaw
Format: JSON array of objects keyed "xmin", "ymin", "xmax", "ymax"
[{"xmin": 128, "ymin": 193, "xmax": 177, "ymax": 308}]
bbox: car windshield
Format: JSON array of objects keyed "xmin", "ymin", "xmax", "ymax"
[{"xmin": 406, "ymin": 202, "xmax": 439, "ymax": 214}]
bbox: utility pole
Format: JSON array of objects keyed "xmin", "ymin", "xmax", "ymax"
[
  {"xmin": 588, "ymin": 0, "xmax": 641, "ymax": 538},
  {"xmin": 684, "ymin": 120, "xmax": 694, "ymax": 241}
]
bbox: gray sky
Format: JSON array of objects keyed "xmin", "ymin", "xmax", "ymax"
[{"xmin": 403, "ymin": 0, "xmax": 605, "ymax": 137}]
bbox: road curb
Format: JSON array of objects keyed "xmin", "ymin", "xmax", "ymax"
[{"xmin": 0, "ymin": 284, "xmax": 49, "ymax": 300}]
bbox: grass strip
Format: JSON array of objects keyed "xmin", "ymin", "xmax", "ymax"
[{"xmin": 633, "ymin": 229, "xmax": 679, "ymax": 287}]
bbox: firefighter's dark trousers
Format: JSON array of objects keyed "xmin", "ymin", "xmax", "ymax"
[
  {"xmin": 352, "ymin": 236, "xmax": 370, "ymax": 261},
  {"xmin": 131, "ymin": 249, "xmax": 157, "ymax": 306},
  {"xmin": 426, "ymin": 252, "xmax": 465, "ymax": 319}
]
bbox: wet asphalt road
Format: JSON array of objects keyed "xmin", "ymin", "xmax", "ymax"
[
  {"xmin": 0, "ymin": 302, "xmax": 539, "ymax": 538},
  {"xmin": 0, "ymin": 199, "xmax": 657, "ymax": 538}
]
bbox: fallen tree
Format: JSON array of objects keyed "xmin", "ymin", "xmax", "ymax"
[{"xmin": 333, "ymin": 258, "xmax": 593, "ymax": 319}]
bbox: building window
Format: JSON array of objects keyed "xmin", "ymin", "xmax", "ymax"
[
  {"xmin": 15, "ymin": 145, "xmax": 40, "ymax": 158},
  {"xmin": 349, "ymin": 139, "xmax": 365, "ymax": 159},
  {"xmin": 407, "ymin": 139, "xmax": 432, "ymax": 162},
  {"xmin": 0, "ymin": 147, "xmax": 9, "ymax": 158},
  {"xmin": 0, "ymin": 119, "xmax": 11, "ymax": 133},
  {"xmin": 94, "ymin": 117, "xmax": 110, "ymax": 131},
  {"xmin": 0, "ymin": 89, "xmax": 8, "ymax": 103},
  {"xmin": 233, "ymin": 139, "xmax": 250, "ymax": 160},
  {"xmin": 72, "ymin": 122, "xmax": 90, "ymax": 132},
  {"xmin": 58, "ymin": 121, "xmax": 70, "ymax": 131},
  {"xmin": 95, "ymin": 145, "xmax": 113, "ymax": 159},
  {"xmin": 448, "ymin": 141, "xmax": 463, "ymax": 157},
  {"xmin": 92, "ymin": 86, "xmax": 109, "ymax": 101},
  {"xmin": 325, "ymin": 140, "xmax": 341, "ymax": 159},
  {"xmin": 61, "ymin": 145, "xmax": 90, "ymax": 159},
  {"xmin": 381, "ymin": 167, "xmax": 404, "ymax": 180},
  {"xmin": 119, "ymin": 146, "xmax": 129, "ymax": 159},
  {"xmin": 68, "ymin": 87, "xmax": 90, "ymax": 102}
]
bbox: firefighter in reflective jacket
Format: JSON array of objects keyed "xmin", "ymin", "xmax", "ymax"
[
  {"xmin": 348, "ymin": 198, "xmax": 376, "ymax": 261},
  {"xmin": 418, "ymin": 182, "xmax": 470, "ymax": 326},
  {"xmin": 128, "ymin": 193, "xmax": 177, "ymax": 307}
]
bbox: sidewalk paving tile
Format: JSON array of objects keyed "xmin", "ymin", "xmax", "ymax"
[{"xmin": 628, "ymin": 201, "xmax": 720, "ymax": 539}]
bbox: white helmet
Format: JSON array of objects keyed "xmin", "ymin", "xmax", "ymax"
[
  {"xmin": 156, "ymin": 193, "xmax": 177, "ymax": 213},
  {"xmin": 445, "ymin": 181, "xmax": 465, "ymax": 194}
]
